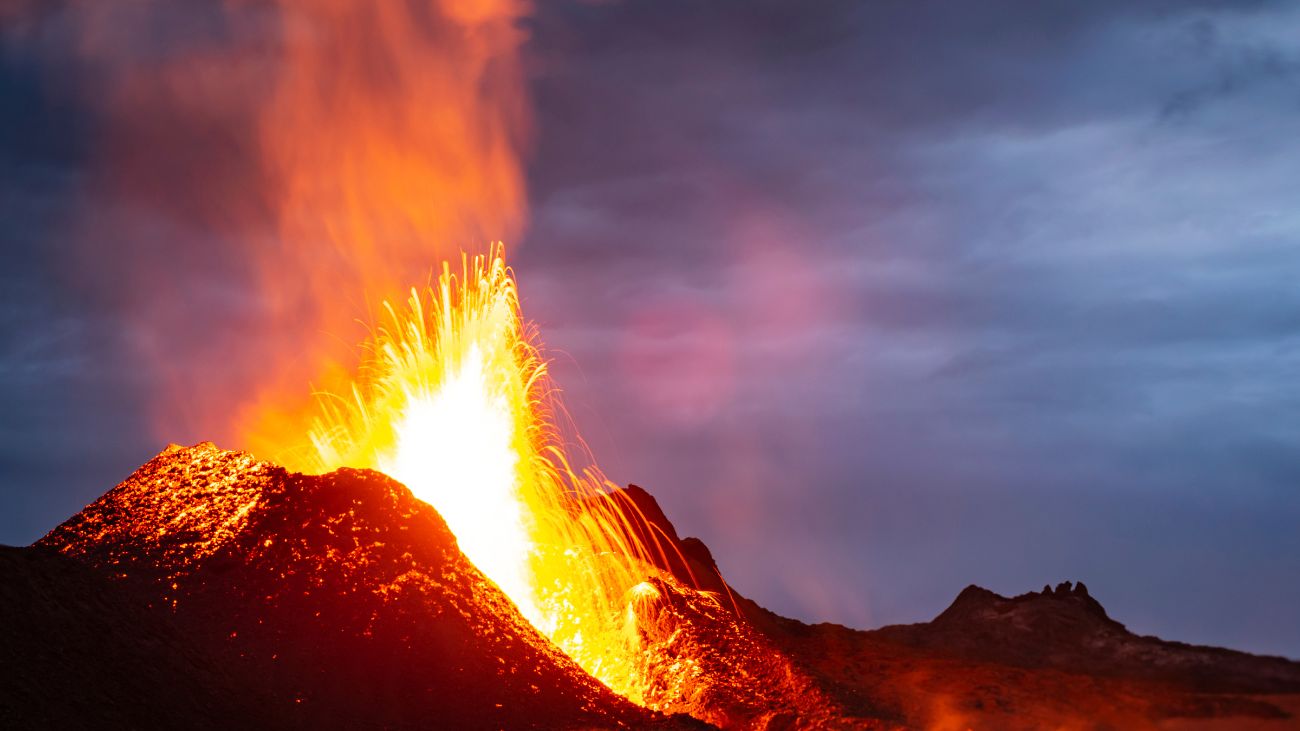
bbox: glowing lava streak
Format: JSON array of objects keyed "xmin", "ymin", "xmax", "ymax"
[
  {"xmin": 379, "ymin": 343, "xmax": 538, "ymax": 623},
  {"xmin": 305, "ymin": 248, "xmax": 683, "ymax": 699}
]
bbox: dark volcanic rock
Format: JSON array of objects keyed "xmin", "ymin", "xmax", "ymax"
[
  {"xmin": 600, "ymin": 481, "xmax": 1300, "ymax": 728},
  {"xmin": 0, "ymin": 544, "xmax": 271, "ymax": 729},
  {"xmin": 594, "ymin": 486, "xmax": 879, "ymax": 727},
  {"xmin": 626, "ymin": 576, "xmax": 854, "ymax": 729},
  {"xmin": 28, "ymin": 442, "xmax": 680, "ymax": 730}
]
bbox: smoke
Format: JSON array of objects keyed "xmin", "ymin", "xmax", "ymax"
[
  {"xmin": 13, "ymin": 0, "xmax": 532, "ymax": 459},
  {"xmin": 242, "ymin": 0, "xmax": 532, "ymax": 461}
]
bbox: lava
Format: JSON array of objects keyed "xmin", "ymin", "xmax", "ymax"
[
  {"xmin": 202, "ymin": 0, "xmax": 697, "ymax": 702},
  {"xmin": 296, "ymin": 247, "xmax": 694, "ymax": 703}
]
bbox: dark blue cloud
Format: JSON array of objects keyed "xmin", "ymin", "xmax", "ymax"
[{"xmin": 518, "ymin": 0, "xmax": 1300, "ymax": 657}]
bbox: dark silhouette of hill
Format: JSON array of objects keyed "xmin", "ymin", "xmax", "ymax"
[
  {"xmin": 874, "ymin": 581, "xmax": 1300, "ymax": 694},
  {"xmin": 18, "ymin": 442, "xmax": 691, "ymax": 730},
  {"xmin": 606, "ymin": 483, "xmax": 1300, "ymax": 730}
]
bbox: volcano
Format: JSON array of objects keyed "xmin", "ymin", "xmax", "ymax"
[{"xmin": 3, "ymin": 442, "xmax": 1299, "ymax": 730}]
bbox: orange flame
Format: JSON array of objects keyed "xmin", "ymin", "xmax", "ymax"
[
  {"xmin": 237, "ymin": 0, "xmax": 531, "ymax": 459},
  {"xmin": 223, "ymin": 1, "xmax": 695, "ymax": 702}
]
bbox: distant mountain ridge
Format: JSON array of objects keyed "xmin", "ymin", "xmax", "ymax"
[{"xmin": 873, "ymin": 580, "xmax": 1300, "ymax": 694}]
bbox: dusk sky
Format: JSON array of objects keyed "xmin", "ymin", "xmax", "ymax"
[{"xmin": 4, "ymin": 1, "xmax": 1299, "ymax": 658}]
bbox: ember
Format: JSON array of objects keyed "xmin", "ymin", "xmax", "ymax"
[{"xmin": 290, "ymin": 247, "xmax": 693, "ymax": 702}]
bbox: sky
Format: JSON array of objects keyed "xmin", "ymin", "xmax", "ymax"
[{"xmin": 3, "ymin": 1, "xmax": 1299, "ymax": 658}]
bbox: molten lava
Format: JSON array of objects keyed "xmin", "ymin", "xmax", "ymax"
[
  {"xmin": 214, "ymin": 0, "xmax": 697, "ymax": 705},
  {"xmin": 301, "ymin": 247, "xmax": 685, "ymax": 701}
]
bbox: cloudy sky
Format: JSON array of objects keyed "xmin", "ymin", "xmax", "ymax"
[{"xmin": 3, "ymin": 1, "xmax": 1299, "ymax": 657}]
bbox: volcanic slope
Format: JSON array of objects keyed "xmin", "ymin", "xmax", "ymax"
[
  {"xmin": 26, "ymin": 442, "xmax": 693, "ymax": 730},
  {"xmin": 584, "ymin": 485, "xmax": 864, "ymax": 728},
  {"xmin": 611, "ymin": 485, "xmax": 1300, "ymax": 730}
]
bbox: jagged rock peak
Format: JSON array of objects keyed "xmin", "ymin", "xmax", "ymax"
[
  {"xmin": 1041, "ymin": 580, "xmax": 1091, "ymax": 598},
  {"xmin": 952, "ymin": 584, "xmax": 1000, "ymax": 606},
  {"xmin": 934, "ymin": 580, "xmax": 1116, "ymax": 629}
]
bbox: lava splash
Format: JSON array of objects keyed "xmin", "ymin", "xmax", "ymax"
[{"xmin": 293, "ymin": 246, "xmax": 701, "ymax": 703}]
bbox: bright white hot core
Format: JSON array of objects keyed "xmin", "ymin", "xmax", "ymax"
[{"xmin": 379, "ymin": 344, "xmax": 540, "ymax": 625}]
